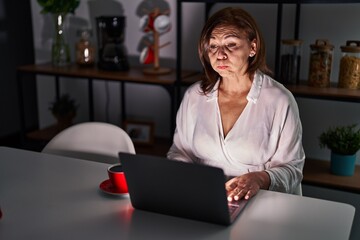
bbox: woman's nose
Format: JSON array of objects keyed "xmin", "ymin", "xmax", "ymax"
[{"xmin": 217, "ymin": 46, "xmax": 227, "ymax": 59}]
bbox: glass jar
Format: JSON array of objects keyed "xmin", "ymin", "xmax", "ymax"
[
  {"xmin": 338, "ymin": 40, "xmax": 360, "ymax": 89},
  {"xmin": 76, "ymin": 29, "xmax": 95, "ymax": 67},
  {"xmin": 308, "ymin": 39, "xmax": 334, "ymax": 88},
  {"xmin": 279, "ymin": 39, "xmax": 303, "ymax": 85}
]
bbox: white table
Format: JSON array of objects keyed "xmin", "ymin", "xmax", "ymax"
[{"xmin": 0, "ymin": 147, "xmax": 355, "ymax": 240}]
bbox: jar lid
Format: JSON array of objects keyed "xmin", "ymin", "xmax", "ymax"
[
  {"xmin": 77, "ymin": 29, "xmax": 93, "ymax": 37},
  {"xmin": 282, "ymin": 39, "xmax": 303, "ymax": 46},
  {"xmin": 340, "ymin": 40, "xmax": 360, "ymax": 53},
  {"xmin": 310, "ymin": 39, "xmax": 334, "ymax": 51}
]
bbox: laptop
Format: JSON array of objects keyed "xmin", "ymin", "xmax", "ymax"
[{"xmin": 119, "ymin": 152, "xmax": 248, "ymax": 226}]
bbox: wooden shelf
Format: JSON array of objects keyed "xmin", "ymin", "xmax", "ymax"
[
  {"xmin": 26, "ymin": 124, "xmax": 66, "ymax": 141},
  {"xmin": 18, "ymin": 63, "xmax": 197, "ymax": 85},
  {"xmin": 179, "ymin": 73, "xmax": 360, "ymax": 102},
  {"xmin": 180, "ymin": 72, "xmax": 202, "ymax": 86},
  {"xmin": 285, "ymin": 82, "xmax": 360, "ymax": 102},
  {"xmin": 303, "ymin": 158, "xmax": 360, "ymax": 193}
]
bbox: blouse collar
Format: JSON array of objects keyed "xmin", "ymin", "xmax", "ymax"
[{"xmin": 206, "ymin": 71, "xmax": 264, "ymax": 104}]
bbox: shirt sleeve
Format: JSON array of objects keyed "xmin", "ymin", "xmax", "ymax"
[
  {"xmin": 265, "ymin": 93, "xmax": 305, "ymax": 194},
  {"xmin": 167, "ymin": 86, "xmax": 197, "ymax": 163}
]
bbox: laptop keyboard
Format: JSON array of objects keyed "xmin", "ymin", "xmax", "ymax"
[{"xmin": 228, "ymin": 202, "xmax": 240, "ymax": 216}]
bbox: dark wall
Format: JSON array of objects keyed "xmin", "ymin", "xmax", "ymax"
[{"xmin": 0, "ymin": 0, "xmax": 37, "ymax": 141}]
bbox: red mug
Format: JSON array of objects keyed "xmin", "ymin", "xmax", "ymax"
[
  {"xmin": 140, "ymin": 46, "xmax": 155, "ymax": 64},
  {"xmin": 108, "ymin": 164, "xmax": 128, "ymax": 193},
  {"xmin": 139, "ymin": 15, "xmax": 155, "ymax": 33}
]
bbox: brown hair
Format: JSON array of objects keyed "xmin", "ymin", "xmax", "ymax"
[{"xmin": 198, "ymin": 7, "xmax": 272, "ymax": 94}]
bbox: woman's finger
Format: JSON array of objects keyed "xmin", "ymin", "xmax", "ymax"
[
  {"xmin": 244, "ymin": 188, "xmax": 259, "ymax": 200},
  {"xmin": 225, "ymin": 178, "xmax": 237, "ymax": 191}
]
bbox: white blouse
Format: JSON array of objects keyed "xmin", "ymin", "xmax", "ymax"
[{"xmin": 167, "ymin": 71, "xmax": 305, "ymax": 194}]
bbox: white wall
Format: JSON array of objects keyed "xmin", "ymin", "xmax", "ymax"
[{"xmin": 30, "ymin": 1, "xmax": 360, "ymax": 164}]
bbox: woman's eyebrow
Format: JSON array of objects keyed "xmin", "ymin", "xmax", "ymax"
[
  {"xmin": 224, "ymin": 34, "xmax": 241, "ymax": 39},
  {"xmin": 209, "ymin": 34, "xmax": 240, "ymax": 40}
]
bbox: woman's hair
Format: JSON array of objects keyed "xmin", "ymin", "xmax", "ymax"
[{"xmin": 198, "ymin": 7, "xmax": 271, "ymax": 94}]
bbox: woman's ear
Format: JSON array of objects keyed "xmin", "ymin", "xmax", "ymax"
[{"xmin": 250, "ymin": 40, "xmax": 257, "ymax": 55}]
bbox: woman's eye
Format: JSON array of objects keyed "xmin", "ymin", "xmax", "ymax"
[
  {"xmin": 209, "ymin": 45, "xmax": 218, "ymax": 52},
  {"xmin": 226, "ymin": 43, "xmax": 237, "ymax": 49}
]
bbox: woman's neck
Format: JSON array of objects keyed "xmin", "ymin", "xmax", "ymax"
[{"xmin": 219, "ymin": 73, "xmax": 253, "ymax": 96}]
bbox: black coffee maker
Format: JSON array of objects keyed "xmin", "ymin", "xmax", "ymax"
[{"xmin": 96, "ymin": 16, "xmax": 130, "ymax": 71}]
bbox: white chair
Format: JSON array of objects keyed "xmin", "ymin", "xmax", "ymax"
[{"xmin": 42, "ymin": 122, "xmax": 135, "ymax": 164}]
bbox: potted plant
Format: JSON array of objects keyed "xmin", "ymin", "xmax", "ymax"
[
  {"xmin": 319, "ymin": 124, "xmax": 360, "ymax": 176},
  {"xmin": 37, "ymin": 0, "xmax": 80, "ymax": 66},
  {"xmin": 49, "ymin": 94, "xmax": 78, "ymax": 132},
  {"xmin": 37, "ymin": 0, "xmax": 80, "ymax": 14}
]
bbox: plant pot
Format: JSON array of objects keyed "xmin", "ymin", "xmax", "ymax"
[
  {"xmin": 54, "ymin": 111, "xmax": 75, "ymax": 133},
  {"xmin": 330, "ymin": 152, "xmax": 356, "ymax": 176}
]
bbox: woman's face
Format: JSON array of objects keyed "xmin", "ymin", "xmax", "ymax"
[{"xmin": 207, "ymin": 27, "xmax": 256, "ymax": 78}]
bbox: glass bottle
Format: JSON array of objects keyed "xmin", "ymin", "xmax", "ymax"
[
  {"xmin": 338, "ymin": 40, "xmax": 360, "ymax": 89},
  {"xmin": 308, "ymin": 39, "xmax": 334, "ymax": 88},
  {"xmin": 76, "ymin": 29, "xmax": 95, "ymax": 67},
  {"xmin": 279, "ymin": 39, "xmax": 303, "ymax": 85}
]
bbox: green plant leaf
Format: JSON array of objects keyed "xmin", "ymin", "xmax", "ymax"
[
  {"xmin": 319, "ymin": 124, "xmax": 360, "ymax": 155},
  {"xmin": 37, "ymin": 0, "xmax": 80, "ymax": 14},
  {"xmin": 49, "ymin": 94, "xmax": 78, "ymax": 117}
]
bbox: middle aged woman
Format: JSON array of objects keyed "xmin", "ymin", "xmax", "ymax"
[{"xmin": 167, "ymin": 7, "xmax": 305, "ymax": 201}]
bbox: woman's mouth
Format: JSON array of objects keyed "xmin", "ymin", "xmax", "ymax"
[{"xmin": 217, "ymin": 66, "xmax": 228, "ymax": 70}]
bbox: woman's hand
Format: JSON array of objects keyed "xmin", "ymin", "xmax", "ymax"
[{"xmin": 226, "ymin": 171, "xmax": 270, "ymax": 201}]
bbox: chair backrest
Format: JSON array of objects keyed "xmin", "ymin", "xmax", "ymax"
[{"xmin": 42, "ymin": 122, "xmax": 135, "ymax": 164}]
